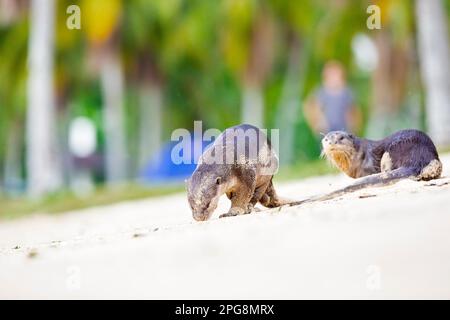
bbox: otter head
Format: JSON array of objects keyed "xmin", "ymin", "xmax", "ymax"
[
  {"xmin": 321, "ymin": 131, "xmax": 359, "ymax": 177},
  {"xmin": 186, "ymin": 166, "xmax": 227, "ymax": 222}
]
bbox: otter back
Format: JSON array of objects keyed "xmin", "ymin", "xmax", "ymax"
[{"xmin": 187, "ymin": 124, "xmax": 289, "ymax": 221}]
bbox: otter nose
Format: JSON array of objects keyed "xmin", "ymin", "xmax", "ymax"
[
  {"xmin": 193, "ymin": 212, "xmax": 208, "ymax": 222},
  {"xmin": 334, "ymin": 133, "xmax": 345, "ymax": 142},
  {"xmin": 325, "ymin": 132, "xmax": 345, "ymax": 144}
]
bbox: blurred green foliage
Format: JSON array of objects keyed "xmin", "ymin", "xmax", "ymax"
[
  {"xmin": 0, "ymin": 158, "xmax": 336, "ymax": 220},
  {"xmin": 0, "ymin": 0, "xmax": 449, "ymax": 213}
]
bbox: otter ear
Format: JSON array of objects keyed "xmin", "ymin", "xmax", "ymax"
[{"xmin": 215, "ymin": 177, "xmax": 222, "ymax": 185}]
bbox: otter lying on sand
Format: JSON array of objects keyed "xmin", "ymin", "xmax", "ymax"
[
  {"xmin": 292, "ymin": 129, "xmax": 442, "ymax": 205},
  {"xmin": 187, "ymin": 124, "xmax": 290, "ymax": 221}
]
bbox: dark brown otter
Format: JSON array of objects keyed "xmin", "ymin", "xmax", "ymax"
[
  {"xmin": 187, "ymin": 124, "xmax": 290, "ymax": 221},
  {"xmin": 292, "ymin": 129, "xmax": 442, "ymax": 204}
]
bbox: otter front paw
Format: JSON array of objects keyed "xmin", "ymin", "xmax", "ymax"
[
  {"xmin": 245, "ymin": 203, "xmax": 259, "ymax": 213},
  {"xmin": 219, "ymin": 207, "xmax": 246, "ymax": 218}
]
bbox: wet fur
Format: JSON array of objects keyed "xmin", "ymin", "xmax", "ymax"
[
  {"xmin": 187, "ymin": 124, "xmax": 290, "ymax": 221},
  {"xmin": 324, "ymin": 130, "xmax": 442, "ymax": 179},
  {"xmin": 291, "ymin": 129, "xmax": 442, "ymax": 206}
]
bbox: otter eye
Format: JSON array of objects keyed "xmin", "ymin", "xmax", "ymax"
[{"xmin": 215, "ymin": 177, "xmax": 222, "ymax": 185}]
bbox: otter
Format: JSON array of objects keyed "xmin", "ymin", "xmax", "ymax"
[
  {"xmin": 187, "ymin": 124, "xmax": 290, "ymax": 221},
  {"xmin": 291, "ymin": 129, "xmax": 443, "ymax": 204}
]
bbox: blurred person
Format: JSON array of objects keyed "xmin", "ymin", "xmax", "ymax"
[{"xmin": 304, "ymin": 61, "xmax": 362, "ymax": 135}]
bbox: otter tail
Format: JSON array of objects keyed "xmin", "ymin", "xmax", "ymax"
[{"xmin": 289, "ymin": 167, "xmax": 417, "ymax": 206}]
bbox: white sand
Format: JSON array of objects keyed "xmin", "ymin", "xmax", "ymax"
[{"xmin": 1, "ymin": 155, "xmax": 450, "ymax": 299}]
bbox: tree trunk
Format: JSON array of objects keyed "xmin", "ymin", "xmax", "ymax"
[
  {"xmin": 4, "ymin": 123, "xmax": 23, "ymax": 195},
  {"xmin": 137, "ymin": 85, "xmax": 162, "ymax": 173},
  {"xmin": 241, "ymin": 8, "xmax": 275, "ymax": 128},
  {"xmin": 367, "ymin": 31, "xmax": 410, "ymax": 139},
  {"xmin": 415, "ymin": 0, "xmax": 450, "ymax": 148},
  {"xmin": 241, "ymin": 85, "xmax": 264, "ymax": 128},
  {"xmin": 275, "ymin": 35, "xmax": 308, "ymax": 165},
  {"xmin": 26, "ymin": 0, "xmax": 61, "ymax": 198},
  {"xmin": 100, "ymin": 50, "xmax": 127, "ymax": 183}
]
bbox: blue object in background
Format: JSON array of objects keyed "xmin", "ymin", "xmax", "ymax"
[{"xmin": 140, "ymin": 136, "xmax": 213, "ymax": 184}]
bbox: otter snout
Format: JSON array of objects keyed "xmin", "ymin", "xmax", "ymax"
[
  {"xmin": 322, "ymin": 131, "xmax": 355, "ymax": 151},
  {"xmin": 322, "ymin": 131, "xmax": 346, "ymax": 146},
  {"xmin": 191, "ymin": 199, "xmax": 218, "ymax": 221},
  {"xmin": 191, "ymin": 204, "xmax": 212, "ymax": 221},
  {"xmin": 192, "ymin": 211, "xmax": 210, "ymax": 222}
]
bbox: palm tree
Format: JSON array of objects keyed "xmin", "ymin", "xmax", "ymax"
[
  {"xmin": 222, "ymin": 0, "xmax": 276, "ymax": 128},
  {"xmin": 83, "ymin": 0, "xmax": 127, "ymax": 183},
  {"xmin": 122, "ymin": 0, "xmax": 171, "ymax": 174},
  {"xmin": 415, "ymin": 0, "xmax": 450, "ymax": 148},
  {"xmin": 268, "ymin": 0, "xmax": 317, "ymax": 164},
  {"xmin": 365, "ymin": 0, "xmax": 417, "ymax": 138},
  {"xmin": 124, "ymin": 0, "xmax": 220, "ymax": 173},
  {"xmin": 0, "ymin": 0, "xmax": 28, "ymax": 194},
  {"xmin": 26, "ymin": 0, "xmax": 62, "ymax": 197}
]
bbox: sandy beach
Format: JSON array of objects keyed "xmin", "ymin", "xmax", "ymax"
[{"xmin": 1, "ymin": 155, "xmax": 450, "ymax": 299}]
